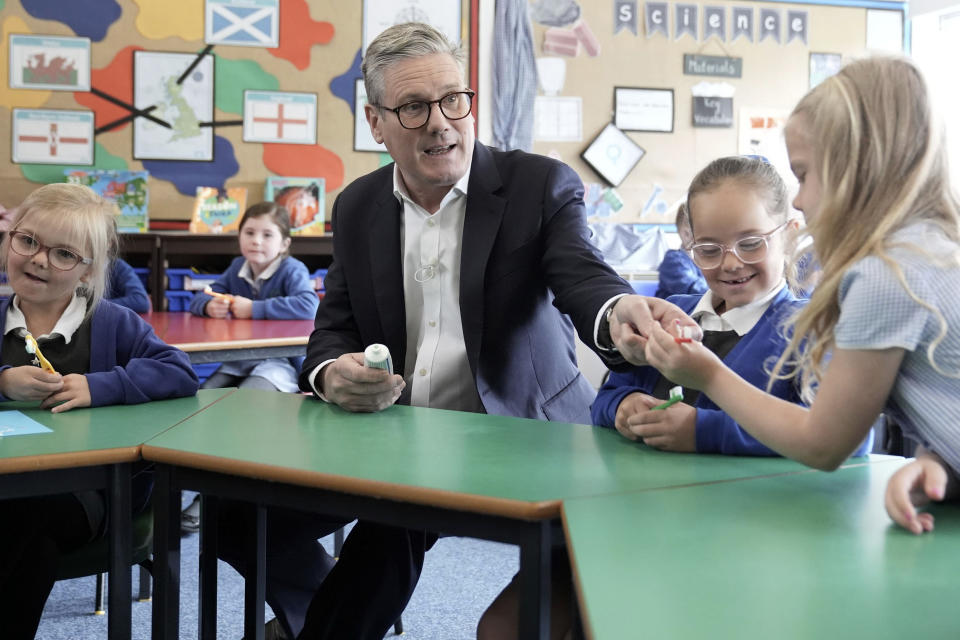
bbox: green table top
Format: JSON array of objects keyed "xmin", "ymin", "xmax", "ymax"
[
  {"xmin": 0, "ymin": 388, "xmax": 233, "ymax": 474},
  {"xmin": 141, "ymin": 389, "xmax": 884, "ymax": 519},
  {"xmin": 563, "ymin": 459, "xmax": 960, "ymax": 639}
]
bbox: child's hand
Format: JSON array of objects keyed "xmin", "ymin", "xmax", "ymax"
[
  {"xmin": 205, "ymin": 296, "xmax": 231, "ymax": 318},
  {"xmin": 626, "ymin": 402, "xmax": 697, "ymax": 452},
  {"xmin": 644, "ymin": 324, "xmax": 722, "ymax": 391},
  {"xmin": 230, "ymin": 295, "xmax": 253, "ymax": 319},
  {"xmin": 884, "ymin": 454, "xmax": 950, "ymax": 534},
  {"xmin": 41, "ymin": 373, "xmax": 91, "ymax": 413},
  {"xmin": 608, "ymin": 296, "xmax": 701, "ymax": 366},
  {"xmin": 613, "ymin": 392, "xmax": 659, "ymax": 441},
  {"xmin": 0, "ymin": 366, "xmax": 63, "ymax": 401}
]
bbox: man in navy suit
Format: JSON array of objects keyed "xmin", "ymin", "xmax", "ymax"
[{"xmin": 224, "ymin": 22, "xmax": 698, "ymax": 640}]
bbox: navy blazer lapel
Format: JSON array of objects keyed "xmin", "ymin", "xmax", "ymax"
[
  {"xmin": 461, "ymin": 143, "xmax": 506, "ymax": 376},
  {"xmin": 368, "ymin": 177, "xmax": 407, "ymax": 368}
]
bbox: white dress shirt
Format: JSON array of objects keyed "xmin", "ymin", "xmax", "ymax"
[{"xmin": 396, "ymin": 165, "xmax": 484, "ymax": 412}]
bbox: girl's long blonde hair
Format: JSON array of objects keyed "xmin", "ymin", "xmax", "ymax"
[{"xmin": 772, "ymin": 56, "xmax": 960, "ymax": 399}]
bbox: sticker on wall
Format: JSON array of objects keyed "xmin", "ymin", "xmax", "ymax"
[
  {"xmin": 353, "ymin": 79, "xmax": 385, "ymax": 152},
  {"xmin": 205, "ymin": 0, "xmax": 279, "ymax": 48},
  {"xmin": 534, "ymin": 96, "xmax": 581, "ymax": 142},
  {"xmin": 731, "ymin": 6, "xmax": 754, "ymax": 42},
  {"xmin": 645, "ymin": 2, "xmax": 668, "ymax": 38},
  {"xmin": 787, "ymin": 10, "xmax": 808, "ymax": 45},
  {"xmin": 614, "ymin": 1, "xmax": 637, "ymax": 35},
  {"xmin": 809, "ymin": 52, "xmax": 842, "ymax": 89},
  {"xmin": 759, "ymin": 8, "xmax": 781, "ymax": 44},
  {"xmin": 243, "ymin": 90, "xmax": 317, "ymax": 145},
  {"xmin": 674, "ymin": 4, "xmax": 698, "ymax": 41},
  {"xmin": 266, "ymin": 0, "xmax": 334, "ymax": 70},
  {"xmin": 530, "ymin": 0, "xmax": 581, "ymax": 27},
  {"xmin": 12, "ymin": 108, "xmax": 94, "ymax": 165},
  {"xmin": 21, "ymin": 0, "xmax": 121, "ymax": 42},
  {"xmin": 8, "ymin": 34, "xmax": 90, "ymax": 91}
]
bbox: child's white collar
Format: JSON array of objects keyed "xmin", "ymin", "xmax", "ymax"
[{"xmin": 5, "ymin": 293, "xmax": 88, "ymax": 344}]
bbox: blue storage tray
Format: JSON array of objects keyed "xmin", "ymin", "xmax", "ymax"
[
  {"xmin": 132, "ymin": 267, "xmax": 150, "ymax": 289},
  {"xmin": 629, "ymin": 280, "xmax": 659, "ymax": 297},
  {"xmin": 164, "ymin": 290, "xmax": 193, "ymax": 312}
]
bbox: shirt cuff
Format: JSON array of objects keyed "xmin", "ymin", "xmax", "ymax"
[
  {"xmin": 594, "ymin": 293, "xmax": 629, "ymax": 351},
  {"xmin": 307, "ymin": 359, "xmax": 337, "ymax": 402}
]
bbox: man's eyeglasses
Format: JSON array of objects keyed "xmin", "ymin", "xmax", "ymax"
[
  {"xmin": 8, "ymin": 231, "xmax": 92, "ymax": 271},
  {"xmin": 688, "ymin": 222, "xmax": 788, "ymax": 270},
  {"xmin": 375, "ymin": 90, "xmax": 476, "ymax": 130}
]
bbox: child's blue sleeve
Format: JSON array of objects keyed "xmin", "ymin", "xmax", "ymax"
[
  {"xmin": 591, "ymin": 369, "xmax": 648, "ymax": 427},
  {"xmin": 694, "ymin": 408, "xmax": 782, "ymax": 456},
  {"xmin": 656, "ymin": 250, "xmax": 708, "ymax": 299},
  {"xmin": 107, "ymin": 259, "xmax": 151, "ymax": 313},
  {"xmin": 251, "ymin": 261, "xmax": 319, "ymax": 320},
  {"xmin": 188, "ymin": 271, "xmax": 234, "ymax": 316},
  {"xmin": 85, "ymin": 310, "xmax": 199, "ymax": 406}
]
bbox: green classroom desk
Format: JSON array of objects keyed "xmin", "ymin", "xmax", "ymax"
[
  {"xmin": 140, "ymin": 388, "xmax": 873, "ymax": 640},
  {"xmin": 563, "ymin": 458, "xmax": 960, "ymax": 640},
  {"xmin": 0, "ymin": 388, "xmax": 234, "ymax": 640}
]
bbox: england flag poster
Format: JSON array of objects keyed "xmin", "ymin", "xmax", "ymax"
[{"xmin": 243, "ymin": 91, "xmax": 317, "ymax": 145}]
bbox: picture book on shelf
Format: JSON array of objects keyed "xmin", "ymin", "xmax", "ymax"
[
  {"xmin": 264, "ymin": 176, "xmax": 325, "ymax": 235},
  {"xmin": 63, "ymin": 169, "xmax": 149, "ymax": 233},
  {"xmin": 189, "ymin": 186, "xmax": 247, "ymax": 234}
]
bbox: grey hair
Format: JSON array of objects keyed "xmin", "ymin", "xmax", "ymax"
[{"xmin": 362, "ymin": 22, "xmax": 466, "ymax": 107}]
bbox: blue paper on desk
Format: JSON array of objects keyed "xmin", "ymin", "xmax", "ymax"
[{"xmin": 0, "ymin": 411, "xmax": 52, "ymax": 437}]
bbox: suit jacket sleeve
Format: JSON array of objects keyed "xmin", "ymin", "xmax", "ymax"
[
  {"xmin": 298, "ymin": 193, "xmax": 366, "ymax": 390},
  {"xmin": 535, "ymin": 161, "xmax": 634, "ymax": 358}
]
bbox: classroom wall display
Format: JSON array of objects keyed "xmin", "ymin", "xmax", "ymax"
[
  {"xmin": 264, "ymin": 176, "xmax": 325, "ymax": 235},
  {"xmin": 11, "ymin": 108, "xmax": 94, "ymax": 165},
  {"xmin": 361, "ymin": 0, "xmax": 461, "ymax": 55},
  {"xmin": 614, "ymin": 87, "xmax": 674, "ymax": 133},
  {"xmin": 809, "ymin": 52, "xmax": 842, "ymax": 89},
  {"xmin": 242, "ymin": 90, "xmax": 317, "ymax": 145},
  {"xmin": 64, "ymin": 168, "xmax": 149, "ymax": 233},
  {"xmin": 8, "ymin": 34, "xmax": 90, "ymax": 91},
  {"xmin": 529, "ymin": 0, "xmax": 900, "ymax": 224},
  {"xmin": 581, "ymin": 123, "xmax": 645, "ymax": 186},
  {"xmin": 692, "ymin": 96, "xmax": 733, "ymax": 127},
  {"xmin": 0, "ymin": 0, "xmax": 472, "ymax": 225},
  {"xmin": 205, "ymin": 0, "xmax": 280, "ymax": 48},
  {"xmin": 133, "ymin": 50, "xmax": 215, "ymax": 161},
  {"xmin": 353, "ymin": 78, "xmax": 386, "ymax": 153},
  {"xmin": 189, "ymin": 185, "xmax": 247, "ymax": 233}
]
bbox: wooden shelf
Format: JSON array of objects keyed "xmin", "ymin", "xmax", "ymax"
[{"xmin": 117, "ymin": 232, "xmax": 334, "ymax": 310}]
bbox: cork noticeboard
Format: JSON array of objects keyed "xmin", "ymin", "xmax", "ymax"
[{"xmin": 528, "ymin": 1, "xmax": 895, "ymax": 225}]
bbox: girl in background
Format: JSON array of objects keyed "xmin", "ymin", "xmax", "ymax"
[{"xmin": 189, "ymin": 201, "xmax": 318, "ymax": 392}]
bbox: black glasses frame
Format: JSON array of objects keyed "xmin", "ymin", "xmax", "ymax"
[{"xmin": 375, "ymin": 90, "xmax": 476, "ymax": 130}]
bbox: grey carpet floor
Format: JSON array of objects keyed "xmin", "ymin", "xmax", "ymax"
[{"xmin": 35, "ymin": 502, "xmax": 518, "ymax": 640}]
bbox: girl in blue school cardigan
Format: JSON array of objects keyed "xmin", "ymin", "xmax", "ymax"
[
  {"xmin": 188, "ymin": 201, "xmax": 318, "ymax": 392},
  {"xmin": 0, "ymin": 183, "xmax": 198, "ymax": 639},
  {"xmin": 592, "ymin": 156, "xmax": 872, "ymax": 457}
]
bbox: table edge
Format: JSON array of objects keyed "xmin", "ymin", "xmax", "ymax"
[
  {"xmin": 0, "ymin": 446, "xmax": 140, "ymax": 474},
  {"xmin": 141, "ymin": 444, "xmax": 560, "ymax": 520}
]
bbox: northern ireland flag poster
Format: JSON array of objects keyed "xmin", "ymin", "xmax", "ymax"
[
  {"xmin": 12, "ymin": 109, "xmax": 94, "ymax": 165},
  {"xmin": 205, "ymin": 0, "xmax": 279, "ymax": 47},
  {"xmin": 243, "ymin": 91, "xmax": 317, "ymax": 145}
]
